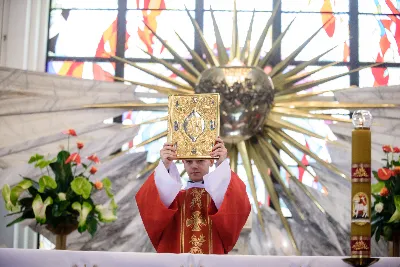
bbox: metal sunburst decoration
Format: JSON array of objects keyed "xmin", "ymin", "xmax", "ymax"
[{"xmin": 85, "ymin": 1, "xmax": 395, "ymax": 254}]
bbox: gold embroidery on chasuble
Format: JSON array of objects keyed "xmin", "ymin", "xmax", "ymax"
[{"xmin": 180, "ymin": 188, "xmax": 213, "ymax": 254}]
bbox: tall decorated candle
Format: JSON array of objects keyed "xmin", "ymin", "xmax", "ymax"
[{"xmin": 351, "ymin": 110, "xmax": 372, "ymax": 258}]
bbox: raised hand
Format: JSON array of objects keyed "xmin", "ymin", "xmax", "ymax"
[
  {"xmin": 160, "ymin": 143, "xmax": 177, "ymax": 169},
  {"xmin": 210, "ymin": 136, "xmax": 227, "ymax": 167}
]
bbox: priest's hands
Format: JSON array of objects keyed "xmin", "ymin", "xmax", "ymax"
[
  {"xmin": 161, "ymin": 143, "xmax": 176, "ymax": 169},
  {"xmin": 210, "ymin": 136, "xmax": 227, "ymax": 167}
]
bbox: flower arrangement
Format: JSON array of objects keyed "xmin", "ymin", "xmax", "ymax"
[
  {"xmin": 371, "ymin": 145, "xmax": 400, "ymax": 242},
  {"xmin": 1, "ymin": 129, "xmax": 117, "ymax": 239}
]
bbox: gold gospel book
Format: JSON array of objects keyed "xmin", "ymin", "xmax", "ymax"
[{"xmin": 168, "ymin": 93, "xmax": 220, "ymax": 159}]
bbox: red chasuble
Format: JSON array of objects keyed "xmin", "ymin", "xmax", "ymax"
[{"xmin": 135, "ymin": 171, "xmax": 251, "ymax": 254}]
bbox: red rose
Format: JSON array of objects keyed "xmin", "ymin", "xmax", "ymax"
[
  {"xmin": 380, "ymin": 187, "xmax": 389, "ymax": 197},
  {"xmin": 62, "ymin": 129, "xmax": 77, "ymax": 136},
  {"xmin": 378, "ymin": 168, "xmax": 392, "ymax": 180},
  {"xmin": 77, "ymin": 142, "xmax": 84, "ymax": 150},
  {"xmin": 393, "ymin": 147, "xmax": 400, "ymax": 153},
  {"xmin": 383, "ymin": 145, "xmax": 393, "ymax": 153},
  {"xmin": 90, "ymin": 166, "xmax": 97, "ymax": 175},
  {"xmin": 65, "ymin": 153, "xmax": 81, "ymax": 164},
  {"xmin": 87, "ymin": 154, "xmax": 100, "ymax": 164}
]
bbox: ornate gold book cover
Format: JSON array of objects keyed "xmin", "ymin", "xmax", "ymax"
[{"xmin": 168, "ymin": 93, "xmax": 220, "ymax": 159}]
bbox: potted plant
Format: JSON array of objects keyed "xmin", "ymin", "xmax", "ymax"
[
  {"xmin": 1, "ymin": 129, "xmax": 117, "ymax": 249},
  {"xmin": 371, "ymin": 145, "xmax": 400, "ymax": 256}
]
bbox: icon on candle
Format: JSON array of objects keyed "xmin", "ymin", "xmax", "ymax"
[{"xmin": 352, "ymin": 110, "xmax": 373, "ymax": 129}]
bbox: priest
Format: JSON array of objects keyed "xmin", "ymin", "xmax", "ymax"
[{"xmin": 135, "ymin": 137, "xmax": 251, "ymax": 254}]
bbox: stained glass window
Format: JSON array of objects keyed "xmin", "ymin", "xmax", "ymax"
[
  {"xmin": 51, "ymin": 0, "xmax": 118, "ymax": 9},
  {"xmin": 281, "ymin": 14, "xmax": 349, "ymax": 62},
  {"xmin": 359, "ymin": 15, "xmax": 400, "ymax": 63},
  {"xmin": 125, "ymin": 10, "xmax": 195, "ymax": 59},
  {"xmin": 128, "ymin": 0, "xmax": 195, "ymax": 10},
  {"xmin": 204, "ymin": 0, "xmax": 273, "ymax": 11},
  {"xmin": 48, "ymin": 10, "xmax": 118, "ymax": 58},
  {"xmin": 282, "ymin": 0, "xmax": 349, "ymax": 12},
  {"xmin": 47, "ymin": 61, "xmax": 115, "ymax": 81},
  {"xmin": 358, "ymin": 0, "xmax": 400, "ymax": 14},
  {"xmin": 359, "ymin": 67, "xmax": 400, "ymax": 87}
]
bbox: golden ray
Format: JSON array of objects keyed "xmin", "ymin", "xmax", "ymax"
[
  {"xmin": 230, "ymin": 0, "xmax": 240, "ymax": 61},
  {"xmin": 185, "ymin": 7, "xmax": 219, "ymax": 66},
  {"xmin": 277, "ymin": 63, "xmax": 382, "ymax": 96},
  {"xmin": 258, "ymin": 18, "xmax": 295, "ymax": 68},
  {"xmin": 144, "ymin": 23, "xmax": 201, "ymax": 78},
  {"xmin": 140, "ymin": 49, "xmax": 198, "ymax": 86},
  {"xmin": 250, "ymin": 0, "xmax": 281, "ymax": 66},
  {"xmin": 210, "ymin": 7, "xmax": 229, "ymax": 65},
  {"xmin": 241, "ymin": 9, "xmax": 255, "ymax": 65},
  {"xmin": 275, "ymin": 101, "xmax": 397, "ymax": 109},
  {"xmin": 237, "ymin": 141, "xmax": 265, "ymax": 230},
  {"xmin": 121, "ymin": 116, "xmax": 168, "ymax": 129},
  {"xmin": 274, "ymin": 86, "xmax": 358, "ymax": 102},
  {"xmin": 84, "ymin": 102, "xmax": 168, "ymax": 110},
  {"xmin": 271, "ymin": 107, "xmax": 351, "ymax": 123},
  {"xmin": 113, "ymin": 76, "xmax": 193, "ymax": 95},
  {"xmin": 136, "ymin": 159, "xmax": 160, "ymax": 179},
  {"xmin": 255, "ymin": 137, "xmax": 306, "ymax": 221},
  {"xmin": 175, "ymin": 31, "xmax": 208, "ymax": 72},
  {"xmin": 261, "ymin": 138, "xmax": 326, "ymax": 213},
  {"xmin": 266, "ymin": 129, "xmax": 326, "ymax": 184},
  {"xmin": 112, "ymin": 55, "xmax": 193, "ymax": 90},
  {"xmin": 248, "ymin": 142, "xmax": 300, "ymax": 255},
  {"xmin": 228, "ymin": 144, "xmax": 238, "ymax": 173},
  {"xmin": 266, "ymin": 117, "xmax": 329, "ymax": 140},
  {"xmin": 269, "ymin": 16, "xmax": 334, "ymax": 77},
  {"xmin": 109, "ymin": 131, "xmax": 167, "ymax": 160},
  {"xmin": 274, "ymin": 129, "xmax": 349, "ymax": 180}
]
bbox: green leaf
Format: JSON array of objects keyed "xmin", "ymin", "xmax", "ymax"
[
  {"xmin": 10, "ymin": 180, "xmax": 33, "ymax": 205},
  {"xmin": 38, "ymin": 175, "xmax": 57, "ymax": 193},
  {"xmin": 102, "ymin": 178, "xmax": 113, "ymax": 198},
  {"xmin": 372, "ymin": 171, "xmax": 379, "ymax": 179},
  {"xmin": 82, "ymin": 163, "xmax": 88, "ymax": 169},
  {"xmin": 383, "ymin": 225, "xmax": 393, "ymax": 241},
  {"xmin": 28, "ymin": 154, "xmax": 44, "ymax": 164},
  {"xmin": 32, "ymin": 195, "xmax": 53, "ymax": 224},
  {"xmin": 72, "ymin": 201, "xmax": 93, "ymax": 231},
  {"xmin": 388, "ymin": 195, "xmax": 400, "ymax": 223},
  {"xmin": 23, "ymin": 177, "xmax": 40, "ymax": 190},
  {"xmin": 372, "ymin": 181, "xmax": 385, "ymax": 194},
  {"xmin": 95, "ymin": 198, "xmax": 118, "ymax": 223},
  {"xmin": 71, "ymin": 177, "xmax": 92, "ymax": 199},
  {"xmin": 375, "ymin": 224, "xmax": 383, "ymax": 242},
  {"xmin": 2, "ymin": 184, "xmax": 15, "ymax": 211},
  {"xmin": 35, "ymin": 159, "xmax": 51, "ymax": 169},
  {"xmin": 49, "ymin": 151, "xmax": 73, "ymax": 192},
  {"xmin": 86, "ymin": 215, "xmax": 98, "ymax": 237},
  {"xmin": 52, "ymin": 201, "xmax": 70, "ymax": 217}
]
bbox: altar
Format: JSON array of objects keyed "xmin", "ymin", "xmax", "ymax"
[{"xmin": 0, "ymin": 248, "xmax": 399, "ymax": 267}]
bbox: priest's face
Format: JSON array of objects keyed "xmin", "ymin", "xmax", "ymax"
[{"xmin": 183, "ymin": 159, "xmax": 214, "ymax": 182}]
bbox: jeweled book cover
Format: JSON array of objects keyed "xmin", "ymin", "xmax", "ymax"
[{"xmin": 168, "ymin": 93, "xmax": 220, "ymax": 159}]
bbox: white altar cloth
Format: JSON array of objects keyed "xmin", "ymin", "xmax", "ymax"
[{"xmin": 0, "ymin": 248, "xmax": 399, "ymax": 267}]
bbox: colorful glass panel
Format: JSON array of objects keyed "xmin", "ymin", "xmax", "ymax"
[
  {"xmin": 51, "ymin": 0, "xmax": 118, "ymax": 9},
  {"xmin": 128, "ymin": 0, "xmax": 195, "ymax": 10},
  {"xmin": 359, "ymin": 15, "xmax": 400, "ymax": 63},
  {"xmin": 47, "ymin": 61, "xmax": 115, "ymax": 81},
  {"xmin": 282, "ymin": 0, "xmax": 349, "ymax": 12},
  {"xmin": 281, "ymin": 13, "xmax": 350, "ymax": 62},
  {"xmin": 358, "ymin": 0, "xmax": 400, "ymax": 14},
  {"xmin": 204, "ymin": 0, "xmax": 272, "ymax": 11},
  {"xmin": 125, "ymin": 10, "xmax": 194, "ymax": 59},
  {"xmin": 359, "ymin": 67, "xmax": 400, "ymax": 87},
  {"xmin": 48, "ymin": 10, "xmax": 118, "ymax": 58}
]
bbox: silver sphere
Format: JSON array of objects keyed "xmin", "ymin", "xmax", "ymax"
[{"xmin": 196, "ymin": 66, "xmax": 275, "ymax": 143}]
